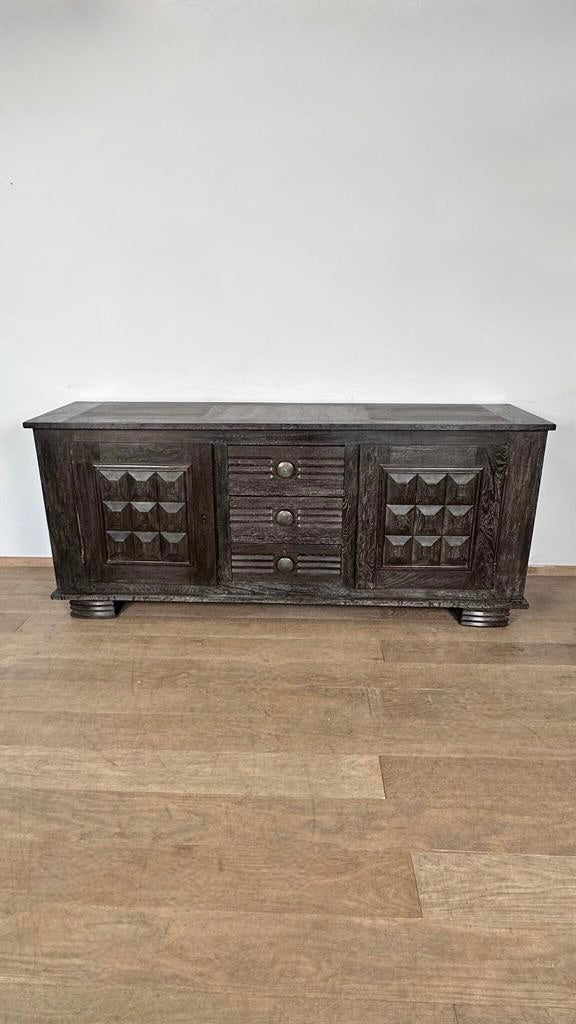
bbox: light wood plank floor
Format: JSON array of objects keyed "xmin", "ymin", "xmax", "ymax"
[{"xmin": 0, "ymin": 567, "xmax": 575, "ymax": 1023}]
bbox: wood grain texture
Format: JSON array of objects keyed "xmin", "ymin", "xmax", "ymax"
[
  {"xmin": 0, "ymin": 788, "xmax": 574, "ymax": 855},
  {"xmin": 379, "ymin": 641, "xmax": 576, "ymax": 664},
  {"xmin": 1, "ymin": 788, "xmax": 575, "ymax": 857},
  {"xmin": 528, "ymin": 566, "xmax": 576, "ymax": 575},
  {"xmin": 1, "ymin": 569, "xmax": 576, "ymax": 1020},
  {"xmin": 25, "ymin": 405, "xmax": 553, "ymax": 616},
  {"xmin": 356, "ymin": 443, "xmax": 509, "ymax": 592},
  {"xmin": 2, "ymin": 657, "xmax": 576, "ymax": 716},
  {"xmin": 0, "ymin": 907, "xmax": 574, "ymax": 1005},
  {"xmin": 413, "ymin": 852, "xmax": 576, "ymax": 924},
  {"xmin": 0, "ymin": 557, "xmax": 53, "ymax": 566},
  {"xmin": 23, "ymin": 401, "xmax": 556, "ymax": 431},
  {"xmin": 0, "ymin": 746, "xmax": 384, "ymax": 799},
  {"xmin": 0, "ymin": 612, "xmax": 28, "ymax": 633},
  {"xmin": 380, "ymin": 757, "xmax": 576, "ymax": 803},
  {"xmin": 2, "ymin": 708, "xmax": 576, "ymax": 758},
  {"xmin": 13, "ymin": 603, "xmax": 576, "ymax": 641},
  {"xmin": 0, "ymin": 837, "xmax": 420, "ymax": 918},
  {"xmin": 0, "ymin": 985, "xmax": 459, "ymax": 1024},
  {"xmin": 497, "ymin": 432, "xmax": 548, "ymax": 599},
  {"xmin": 4, "ymin": 558, "xmax": 574, "ymax": 572},
  {"xmin": 1, "ymin": 632, "xmax": 383, "ymax": 663},
  {"xmin": 455, "ymin": 1006, "xmax": 576, "ymax": 1023}
]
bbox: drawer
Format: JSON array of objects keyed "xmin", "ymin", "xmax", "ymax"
[
  {"xmin": 230, "ymin": 546, "xmax": 341, "ymax": 582},
  {"xmin": 228, "ymin": 445, "xmax": 345, "ymax": 495},
  {"xmin": 229, "ymin": 496, "xmax": 343, "ymax": 546}
]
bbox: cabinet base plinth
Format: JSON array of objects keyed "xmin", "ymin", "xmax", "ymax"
[
  {"xmin": 457, "ymin": 607, "xmax": 510, "ymax": 628},
  {"xmin": 70, "ymin": 599, "xmax": 121, "ymax": 619}
]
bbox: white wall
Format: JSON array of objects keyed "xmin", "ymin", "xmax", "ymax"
[{"xmin": 1, "ymin": 0, "xmax": 574, "ymax": 562}]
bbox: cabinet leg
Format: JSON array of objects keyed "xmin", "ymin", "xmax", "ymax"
[
  {"xmin": 457, "ymin": 608, "xmax": 510, "ymax": 627},
  {"xmin": 70, "ymin": 599, "xmax": 122, "ymax": 619}
]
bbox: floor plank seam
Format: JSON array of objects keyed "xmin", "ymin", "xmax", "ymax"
[
  {"xmin": 409, "ymin": 852, "xmax": 424, "ymax": 919},
  {"xmin": 378, "ymin": 756, "xmax": 387, "ymax": 798}
]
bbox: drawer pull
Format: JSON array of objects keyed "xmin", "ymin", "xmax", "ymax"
[
  {"xmin": 276, "ymin": 556, "xmax": 294, "ymax": 573},
  {"xmin": 275, "ymin": 509, "xmax": 294, "ymax": 526},
  {"xmin": 275, "ymin": 461, "xmax": 295, "ymax": 478}
]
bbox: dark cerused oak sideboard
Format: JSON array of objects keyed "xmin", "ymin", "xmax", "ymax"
[{"xmin": 24, "ymin": 402, "xmax": 555, "ymax": 626}]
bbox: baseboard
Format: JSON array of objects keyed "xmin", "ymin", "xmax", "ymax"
[
  {"xmin": 527, "ymin": 565, "xmax": 576, "ymax": 576},
  {"xmin": 0, "ymin": 556, "xmax": 575, "ymax": 575},
  {"xmin": 0, "ymin": 557, "xmax": 54, "ymax": 566}
]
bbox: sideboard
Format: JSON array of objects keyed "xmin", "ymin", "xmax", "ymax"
[{"xmin": 24, "ymin": 402, "xmax": 555, "ymax": 626}]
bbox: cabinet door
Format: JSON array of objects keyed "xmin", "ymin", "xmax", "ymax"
[
  {"xmin": 356, "ymin": 442, "xmax": 508, "ymax": 590},
  {"xmin": 71, "ymin": 439, "xmax": 216, "ymax": 585}
]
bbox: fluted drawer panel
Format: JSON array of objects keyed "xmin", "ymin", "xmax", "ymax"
[
  {"xmin": 231, "ymin": 548, "xmax": 342, "ymax": 582},
  {"xmin": 228, "ymin": 445, "xmax": 345, "ymax": 495},
  {"xmin": 229, "ymin": 496, "xmax": 343, "ymax": 545}
]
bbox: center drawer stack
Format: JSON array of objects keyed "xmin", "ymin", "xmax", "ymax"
[{"xmin": 227, "ymin": 445, "xmax": 345, "ymax": 582}]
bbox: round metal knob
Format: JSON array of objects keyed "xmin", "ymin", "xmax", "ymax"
[
  {"xmin": 276, "ymin": 556, "xmax": 294, "ymax": 573},
  {"xmin": 275, "ymin": 461, "xmax": 295, "ymax": 479},
  {"xmin": 275, "ymin": 509, "xmax": 294, "ymax": 527}
]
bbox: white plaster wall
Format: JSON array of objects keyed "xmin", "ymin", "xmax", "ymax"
[{"xmin": 1, "ymin": 0, "xmax": 574, "ymax": 560}]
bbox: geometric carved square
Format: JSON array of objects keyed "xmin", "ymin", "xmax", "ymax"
[
  {"xmin": 441, "ymin": 535, "xmax": 471, "ymax": 566},
  {"xmin": 386, "ymin": 473, "xmax": 418, "ymax": 504},
  {"xmin": 132, "ymin": 530, "xmax": 162, "ymax": 561},
  {"xmin": 96, "ymin": 465, "xmax": 190, "ymax": 564},
  {"xmin": 98, "ymin": 470, "xmax": 129, "ymax": 502},
  {"xmin": 445, "ymin": 472, "xmax": 478, "ymax": 504},
  {"xmin": 158, "ymin": 502, "xmax": 186, "ymax": 532},
  {"xmin": 160, "ymin": 531, "xmax": 189, "ymax": 561},
  {"xmin": 443, "ymin": 504, "xmax": 474, "ymax": 536},
  {"xmin": 414, "ymin": 504, "xmax": 444, "ymax": 534},
  {"xmin": 416, "ymin": 473, "xmax": 447, "ymax": 504},
  {"xmin": 105, "ymin": 530, "xmax": 134, "ymax": 562},
  {"xmin": 127, "ymin": 470, "xmax": 157, "ymax": 501},
  {"xmin": 384, "ymin": 535, "xmax": 413, "ymax": 565},
  {"xmin": 131, "ymin": 502, "xmax": 159, "ymax": 531},
  {"xmin": 412, "ymin": 535, "xmax": 442, "ymax": 565},
  {"xmin": 102, "ymin": 500, "xmax": 129, "ymax": 531},
  {"xmin": 385, "ymin": 504, "xmax": 416, "ymax": 534},
  {"xmin": 382, "ymin": 466, "xmax": 481, "ymax": 569},
  {"xmin": 155, "ymin": 470, "xmax": 186, "ymax": 502}
]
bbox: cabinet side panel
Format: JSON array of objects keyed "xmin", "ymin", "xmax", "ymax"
[
  {"xmin": 495, "ymin": 431, "xmax": 548, "ymax": 600},
  {"xmin": 33, "ymin": 429, "xmax": 85, "ymax": 592}
]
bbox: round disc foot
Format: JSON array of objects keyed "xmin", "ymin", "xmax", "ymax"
[
  {"xmin": 457, "ymin": 608, "xmax": 510, "ymax": 628},
  {"xmin": 70, "ymin": 599, "xmax": 119, "ymax": 619}
]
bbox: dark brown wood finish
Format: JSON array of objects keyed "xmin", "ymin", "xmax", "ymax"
[
  {"xmin": 70, "ymin": 438, "xmax": 216, "ymax": 587},
  {"xmin": 23, "ymin": 404, "xmax": 555, "ymax": 625},
  {"xmin": 356, "ymin": 442, "xmax": 508, "ymax": 591},
  {"xmin": 24, "ymin": 402, "xmax": 555, "ymax": 431}
]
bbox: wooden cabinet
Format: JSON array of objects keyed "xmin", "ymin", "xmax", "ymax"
[{"xmin": 24, "ymin": 403, "xmax": 555, "ymax": 625}]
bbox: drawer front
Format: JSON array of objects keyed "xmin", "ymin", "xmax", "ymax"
[
  {"xmin": 228, "ymin": 445, "xmax": 345, "ymax": 496},
  {"xmin": 231, "ymin": 547, "xmax": 341, "ymax": 581},
  {"xmin": 229, "ymin": 496, "xmax": 343, "ymax": 546}
]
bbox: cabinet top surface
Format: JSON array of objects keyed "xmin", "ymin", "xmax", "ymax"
[{"xmin": 23, "ymin": 401, "xmax": 555, "ymax": 431}]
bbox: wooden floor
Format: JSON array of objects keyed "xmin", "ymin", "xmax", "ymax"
[{"xmin": 1, "ymin": 568, "xmax": 575, "ymax": 1022}]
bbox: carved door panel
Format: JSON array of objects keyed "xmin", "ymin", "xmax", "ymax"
[
  {"xmin": 356, "ymin": 442, "xmax": 508, "ymax": 590},
  {"xmin": 71, "ymin": 439, "xmax": 216, "ymax": 585}
]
